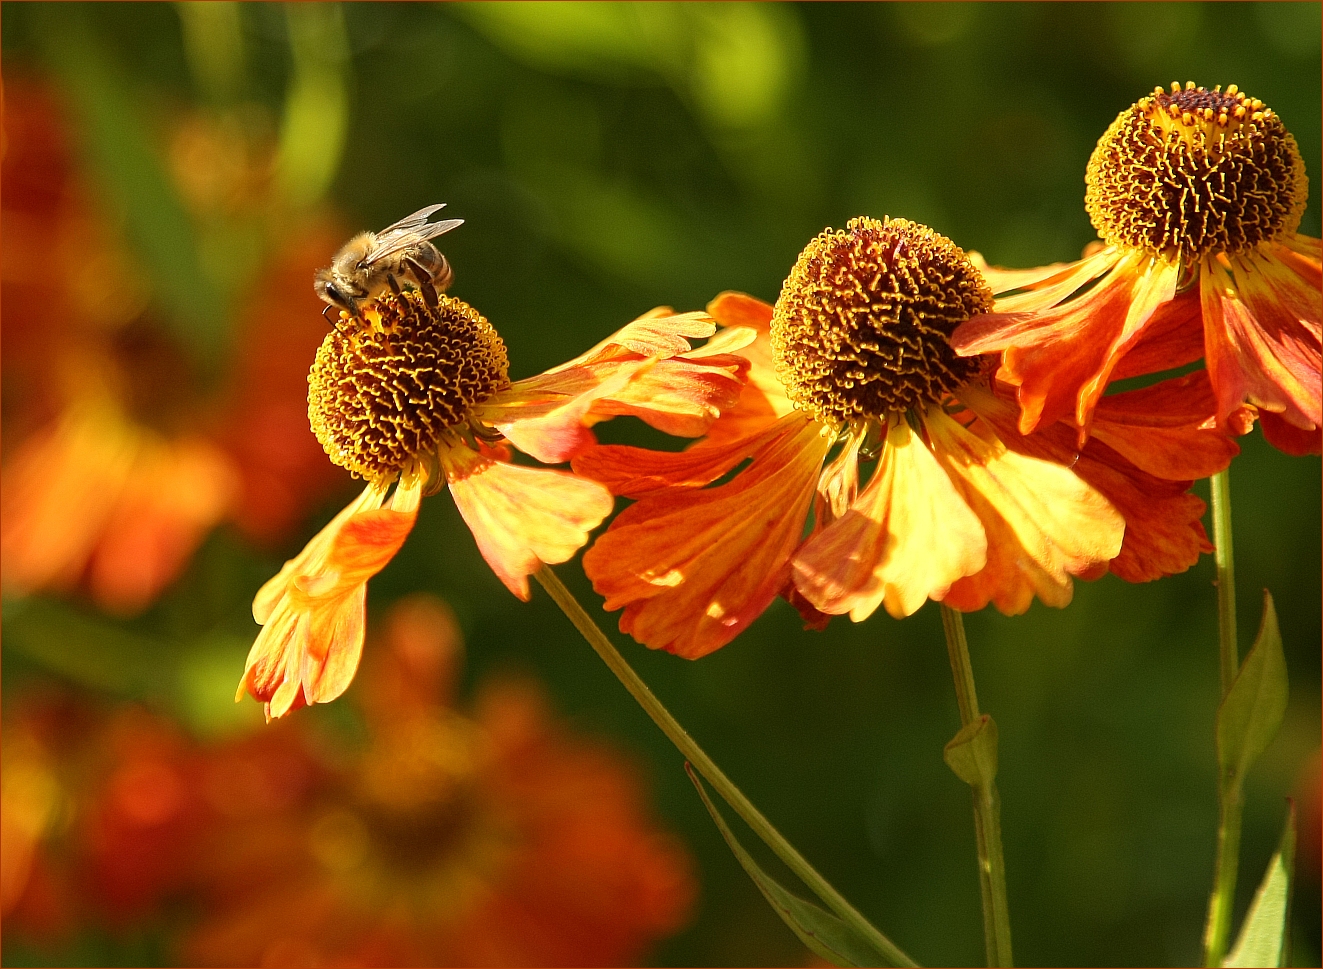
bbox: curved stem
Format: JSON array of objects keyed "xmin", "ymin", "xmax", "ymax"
[
  {"xmin": 1202, "ymin": 468, "xmax": 1242, "ymax": 966},
  {"xmin": 535, "ymin": 565, "xmax": 917, "ymax": 968},
  {"xmin": 941, "ymin": 604, "xmax": 1013, "ymax": 967}
]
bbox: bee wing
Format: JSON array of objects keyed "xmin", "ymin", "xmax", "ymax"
[{"xmin": 364, "ymin": 205, "xmax": 464, "ymax": 266}]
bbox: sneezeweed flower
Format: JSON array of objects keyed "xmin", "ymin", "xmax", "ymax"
[
  {"xmin": 953, "ymin": 83, "xmax": 1321, "ymax": 455},
  {"xmin": 577, "ymin": 217, "xmax": 1235, "ymax": 658},
  {"xmin": 195, "ymin": 595, "xmax": 695, "ymax": 968},
  {"xmin": 238, "ymin": 290, "xmax": 752, "ymax": 717}
]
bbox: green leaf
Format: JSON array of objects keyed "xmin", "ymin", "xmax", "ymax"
[
  {"xmin": 1223, "ymin": 804, "xmax": 1295, "ymax": 968},
  {"xmin": 1217, "ymin": 592, "xmax": 1289, "ymax": 783},
  {"xmin": 686, "ymin": 764, "xmax": 908, "ymax": 968},
  {"xmin": 944, "ymin": 714, "xmax": 998, "ymax": 788}
]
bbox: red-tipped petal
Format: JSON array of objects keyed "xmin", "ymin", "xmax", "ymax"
[
  {"xmin": 793, "ymin": 417, "xmax": 987, "ymax": 621},
  {"xmin": 583, "ymin": 413, "xmax": 827, "ymax": 658},
  {"xmin": 1260, "ymin": 409, "xmax": 1322, "ymax": 455},
  {"xmin": 239, "ymin": 477, "xmax": 419, "ymax": 719},
  {"xmin": 447, "ymin": 445, "xmax": 613, "ymax": 601}
]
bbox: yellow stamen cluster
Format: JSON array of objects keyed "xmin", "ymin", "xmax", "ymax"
[
  {"xmin": 308, "ymin": 292, "xmax": 510, "ymax": 482},
  {"xmin": 771, "ymin": 217, "xmax": 992, "ymax": 428},
  {"xmin": 1085, "ymin": 82, "xmax": 1308, "ymax": 259}
]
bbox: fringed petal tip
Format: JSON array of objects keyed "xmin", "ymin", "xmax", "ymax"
[
  {"xmin": 237, "ymin": 477, "xmax": 420, "ymax": 719},
  {"xmin": 483, "ymin": 310, "xmax": 754, "ymax": 465}
]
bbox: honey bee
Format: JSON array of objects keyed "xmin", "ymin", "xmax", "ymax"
[{"xmin": 314, "ymin": 203, "xmax": 464, "ymax": 319}]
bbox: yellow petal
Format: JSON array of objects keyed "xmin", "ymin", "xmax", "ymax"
[
  {"xmin": 446, "ymin": 445, "xmax": 613, "ymax": 600},
  {"xmin": 793, "ymin": 417, "xmax": 987, "ymax": 621}
]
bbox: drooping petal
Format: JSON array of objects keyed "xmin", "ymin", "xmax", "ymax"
[
  {"xmin": 583, "ymin": 413, "xmax": 828, "ymax": 658},
  {"xmin": 572, "ymin": 429, "xmax": 769, "ymax": 498},
  {"xmin": 445, "ymin": 443, "xmax": 613, "ymax": 601},
  {"xmin": 965, "ymin": 382, "xmax": 1211, "ymax": 582},
  {"xmin": 967, "ymin": 250, "xmax": 1092, "ymax": 299},
  {"xmin": 792, "ymin": 416, "xmax": 987, "ymax": 621},
  {"xmin": 1087, "ymin": 371, "xmax": 1239, "ymax": 480},
  {"xmin": 1259, "ymin": 408, "xmax": 1322, "ymax": 456},
  {"xmin": 1072, "ymin": 443, "xmax": 1212, "ymax": 583},
  {"xmin": 238, "ymin": 476, "xmax": 420, "ymax": 719},
  {"xmin": 955, "ymin": 252, "xmax": 1181, "ymax": 436},
  {"xmin": 925, "ymin": 410, "xmax": 1123, "ymax": 615}
]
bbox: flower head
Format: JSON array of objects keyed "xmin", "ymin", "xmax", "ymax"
[
  {"xmin": 240, "ymin": 290, "xmax": 751, "ymax": 717},
  {"xmin": 577, "ymin": 218, "xmax": 1230, "ymax": 658},
  {"xmin": 954, "ymin": 83, "xmax": 1321, "ymax": 455}
]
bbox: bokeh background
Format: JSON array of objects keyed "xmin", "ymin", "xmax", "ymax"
[{"xmin": 2, "ymin": 3, "xmax": 1319, "ymax": 966}]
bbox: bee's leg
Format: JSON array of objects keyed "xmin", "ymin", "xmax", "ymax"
[
  {"xmin": 386, "ymin": 273, "xmax": 403, "ymax": 297},
  {"xmin": 405, "ymin": 257, "xmax": 441, "ymax": 310}
]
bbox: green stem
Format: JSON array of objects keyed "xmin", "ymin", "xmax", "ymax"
[
  {"xmin": 535, "ymin": 565, "xmax": 918, "ymax": 968},
  {"xmin": 941, "ymin": 604, "xmax": 1013, "ymax": 968},
  {"xmin": 1202, "ymin": 468, "xmax": 1242, "ymax": 966},
  {"xmin": 1210, "ymin": 469, "xmax": 1239, "ymax": 696}
]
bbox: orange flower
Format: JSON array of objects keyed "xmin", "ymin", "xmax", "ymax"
[
  {"xmin": 198, "ymin": 595, "xmax": 695, "ymax": 967},
  {"xmin": 952, "ymin": 83, "xmax": 1321, "ymax": 455},
  {"xmin": 576, "ymin": 218, "xmax": 1232, "ymax": 658},
  {"xmin": 238, "ymin": 292, "xmax": 751, "ymax": 717}
]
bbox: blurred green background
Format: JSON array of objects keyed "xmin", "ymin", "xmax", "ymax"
[{"xmin": 2, "ymin": 3, "xmax": 1319, "ymax": 966}]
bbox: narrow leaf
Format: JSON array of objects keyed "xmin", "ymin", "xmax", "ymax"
[
  {"xmin": 944, "ymin": 714, "xmax": 999, "ymax": 788},
  {"xmin": 1217, "ymin": 592, "xmax": 1289, "ymax": 783},
  {"xmin": 1223, "ymin": 804, "xmax": 1295, "ymax": 968},
  {"xmin": 686, "ymin": 764, "xmax": 905, "ymax": 968}
]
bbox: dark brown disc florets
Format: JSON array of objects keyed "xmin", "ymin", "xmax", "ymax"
[
  {"xmin": 308, "ymin": 292, "xmax": 510, "ymax": 481},
  {"xmin": 771, "ymin": 217, "xmax": 992, "ymax": 427},
  {"xmin": 1085, "ymin": 82, "xmax": 1308, "ymax": 260}
]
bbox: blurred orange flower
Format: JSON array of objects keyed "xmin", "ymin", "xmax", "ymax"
[
  {"xmin": 576, "ymin": 218, "xmax": 1231, "ymax": 658},
  {"xmin": 238, "ymin": 292, "xmax": 752, "ymax": 718},
  {"xmin": 953, "ymin": 83, "xmax": 1321, "ymax": 455},
  {"xmin": 198, "ymin": 594, "xmax": 695, "ymax": 967},
  {"xmin": 1, "ymin": 78, "xmax": 350, "ymax": 617}
]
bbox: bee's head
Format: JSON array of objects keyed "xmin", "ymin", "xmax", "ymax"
[{"xmin": 314, "ymin": 269, "xmax": 359, "ymax": 317}]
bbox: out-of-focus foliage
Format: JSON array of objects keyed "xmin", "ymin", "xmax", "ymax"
[{"xmin": 2, "ymin": 3, "xmax": 1319, "ymax": 966}]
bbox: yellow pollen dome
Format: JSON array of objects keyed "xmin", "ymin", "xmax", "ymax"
[
  {"xmin": 1085, "ymin": 82, "xmax": 1309, "ymax": 259},
  {"xmin": 771, "ymin": 216, "xmax": 992, "ymax": 428},
  {"xmin": 308, "ymin": 292, "xmax": 511, "ymax": 482}
]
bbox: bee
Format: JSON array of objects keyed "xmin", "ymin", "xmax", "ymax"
[{"xmin": 314, "ymin": 203, "xmax": 464, "ymax": 320}]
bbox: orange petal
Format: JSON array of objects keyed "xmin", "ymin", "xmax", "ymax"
[
  {"xmin": 1072, "ymin": 443, "xmax": 1212, "ymax": 583},
  {"xmin": 707, "ymin": 291, "xmax": 773, "ymax": 332},
  {"xmin": 483, "ymin": 311, "xmax": 753, "ymax": 463},
  {"xmin": 957, "ymin": 253, "xmax": 1180, "ymax": 436},
  {"xmin": 1198, "ymin": 254, "xmax": 1322, "ymax": 436},
  {"xmin": 1259, "ymin": 409, "xmax": 1322, "ymax": 456},
  {"xmin": 792, "ymin": 416, "xmax": 987, "ymax": 621},
  {"xmin": 583, "ymin": 413, "xmax": 827, "ymax": 658},
  {"xmin": 963, "ymin": 382, "xmax": 1212, "ymax": 582},
  {"xmin": 926, "ymin": 410, "xmax": 1123, "ymax": 615},
  {"xmin": 1106, "ymin": 287, "xmax": 1204, "ymax": 381},
  {"xmin": 446, "ymin": 444, "xmax": 613, "ymax": 600},
  {"xmin": 967, "ymin": 250, "xmax": 1092, "ymax": 299},
  {"xmin": 1087, "ymin": 371, "xmax": 1239, "ymax": 480},
  {"xmin": 238, "ymin": 477, "xmax": 420, "ymax": 719},
  {"xmin": 572, "ymin": 429, "xmax": 768, "ymax": 498}
]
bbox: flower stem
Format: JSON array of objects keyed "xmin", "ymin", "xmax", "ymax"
[
  {"xmin": 534, "ymin": 565, "xmax": 917, "ymax": 968},
  {"xmin": 1202, "ymin": 468, "xmax": 1242, "ymax": 966},
  {"xmin": 941, "ymin": 604, "xmax": 1013, "ymax": 968}
]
